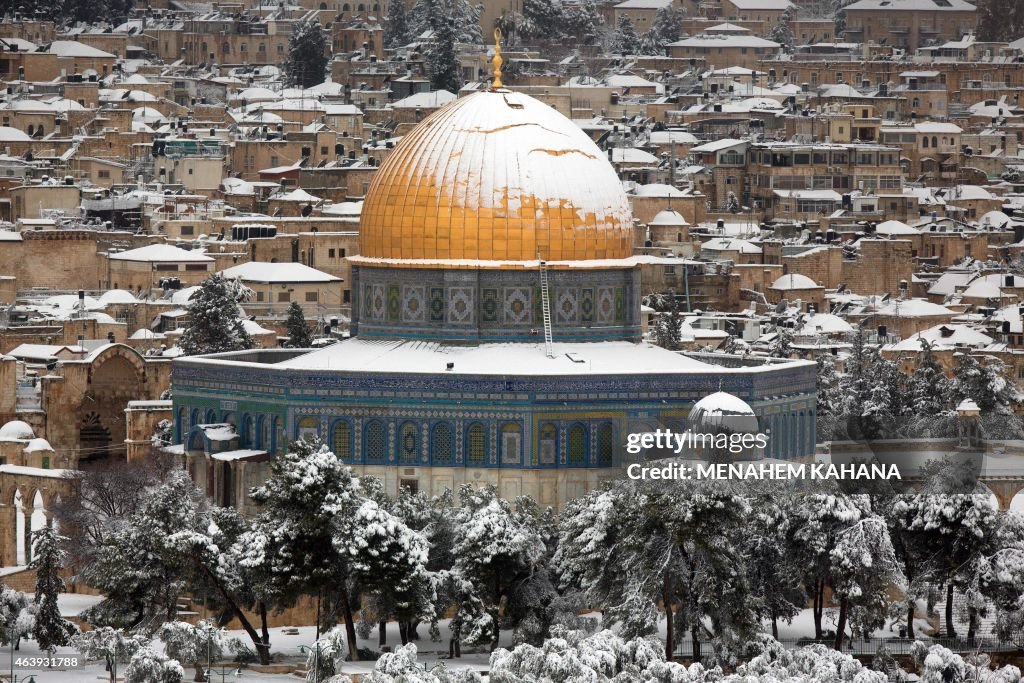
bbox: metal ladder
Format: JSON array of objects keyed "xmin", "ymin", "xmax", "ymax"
[{"xmin": 538, "ymin": 256, "xmax": 555, "ymax": 359}]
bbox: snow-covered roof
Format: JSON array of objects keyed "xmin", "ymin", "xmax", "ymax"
[
  {"xmin": 771, "ymin": 273, "xmax": 820, "ymax": 290},
  {"xmin": 795, "ymin": 313, "xmax": 853, "ymax": 336},
  {"xmin": 874, "ymin": 299, "xmax": 954, "ymax": 317},
  {"xmin": 220, "ymin": 261, "xmax": 341, "ymax": 283},
  {"xmin": 275, "ymin": 188, "xmax": 322, "ymax": 202},
  {"xmin": 844, "ymin": 0, "xmax": 974, "ymax": 9},
  {"xmin": 669, "ymin": 35, "xmax": 781, "ymax": 49},
  {"xmin": 886, "ymin": 324, "xmax": 993, "ymax": 351},
  {"xmin": 701, "ymin": 237, "xmax": 762, "ymax": 254},
  {"xmin": 0, "ymin": 127, "xmax": 31, "ymax": 142},
  {"xmin": 47, "ymin": 40, "xmax": 115, "ymax": 58},
  {"xmin": 390, "ymin": 90, "xmax": 456, "ymax": 109},
  {"xmin": 875, "ymin": 220, "xmax": 919, "ymax": 235},
  {"xmin": 110, "ymin": 244, "xmax": 214, "ymax": 263},
  {"xmin": 98, "ymin": 289, "xmax": 139, "ymax": 304},
  {"xmin": 8, "ymin": 344, "xmax": 84, "ymax": 361},
  {"xmin": 0, "ymin": 421, "xmax": 34, "ymax": 441},
  {"xmin": 690, "ymin": 138, "xmax": 748, "ymax": 153},
  {"xmin": 632, "ymin": 183, "xmax": 686, "ymax": 197},
  {"xmin": 24, "ymin": 438, "xmax": 52, "ymax": 453},
  {"xmin": 961, "ymin": 279, "xmax": 1002, "ymax": 299},
  {"xmin": 648, "ymin": 210, "xmax": 689, "ymax": 227},
  {"xmin": 130, "ymin": 328, "xmax": 165, "ymax": 340},
  {"xmin": 610, "ymin": 148, "xmax": 659, "ymax": 164},
  {"xmin": 260, "ymin": 339, "xmax": 718, "ymax": 375},
  {"xmin": 689, "ymin": 391, "xmax": 759, "ymax": 433}
]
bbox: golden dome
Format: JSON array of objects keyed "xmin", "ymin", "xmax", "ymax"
[{"xmin": 359, "ymin": 90, "xmax": 634, "ymax": 263}]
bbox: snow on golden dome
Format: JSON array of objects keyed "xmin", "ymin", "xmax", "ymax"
[{"xmin": 358, "ymin": 90, "xmax": 634, "ymax": 264}]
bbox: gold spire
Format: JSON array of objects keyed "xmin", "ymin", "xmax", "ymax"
[{"xmin": 491, "ymin": 27, "xmax": 504, "ymax": 89}]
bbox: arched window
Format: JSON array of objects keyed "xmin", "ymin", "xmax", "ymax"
[
  {"xmin": 568, "ymin": 424, "xmax": 587, "ymax": 466},
  {"xmin": 358, "ymin": 3, "xmax": 365, "ymax": 10},
  {"xmin": 190, "ymin": 408, "xmax": 200, "ymax": 429},
  {"xmin": 178, "ymin": 408, "xmax": 188, "ymax": 440},
  {"xmin": 256, "ymin": 415, "xmax": 267, "ymax": 449},
  {"xmin": 333, "ymin": 420, "xmax": 352, "ymax": 461},
  {"xmin": 597, "ymin": 423, "xmax": 614, "ymax": 466},
  {"xmin": 500, "ymin": 423, "xmax": 521, "ymax": 465},
  {"xmin": 342, "ymin": 2, "xmax": 350, "ymax": 9},
  {"xmin": 205, "ymin": 409, "xmax": 217, "ymax": 424},
  {"xmin": 241, "ymin": 415, "xmax": 254, "ymax": 448},
  {"xmin": 320, "ymin": 2, "xmax": 327, "ymax": 8},
  {"xmin": 431, "ymin": 423, "xmax": 454, "ymax": 465},
  {"xmin": 365, "ymin": 420, "xmax": 387, "ymax": 463},
  {"xmin": 222, "ymin": 42, "xmax": 230, "ymax": 54},
  {"xmin": 398, "ymin": 421, "xmax": 419, "ymax": 464},
  {"xmin": 298, "ymin": 417, "xmax": 319, "ymax": 440},
  {"xmin": 467, "ymin": 423, "xmax": 486, "ymax": 465},
  {"xmin": 922, "ymin": 136, "xmax": 929, "ymax": 148},
  {"xmin": 539, "ymin": 423, "xmax": 557, "ymax": 465},
  {"xmin": 931, "ymin": 136, "xmax": 938, "ymax": 148}
]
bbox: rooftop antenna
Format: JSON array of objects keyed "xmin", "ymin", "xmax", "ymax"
[{"xmin": 491, "ymin": 28, "xmax": 504, "ymax": 90}]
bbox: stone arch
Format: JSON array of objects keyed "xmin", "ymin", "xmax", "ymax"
[
  {"xmin": 77, "ymin": 345, "xmax": 148, "ymax": 468},
  {"xmin": 28, "ymin": 490, "xmax": 45, "ymax": 561},
  {"xmin": 79, "ymin": 411, "xmax": 113, "ymax": 469},
  {"xmin": 13, "ymin": 489, "xmax": 25, "ymax": 566}
]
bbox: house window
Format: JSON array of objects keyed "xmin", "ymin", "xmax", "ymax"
[
  {"xmin": 98, "ymin": 170, "xmax": 110, "ymax": 179},
  {"xmin": 305, "ymin": 291, "xmax": 318, "ymax": 302},
  {"xmin": 181, "ymin": 226, "xmax": 195, "ymax": 235},
  {"xmin": 328, "ymin": 248, "xmax": 335, "ymax": 258},
  {"xmin": 278, "ymin": 292, "xmax": 290, "ymax": 302}
]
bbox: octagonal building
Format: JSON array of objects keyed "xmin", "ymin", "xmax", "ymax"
[{"xmin": 171, "ymin": 88, "xmax": 817, "ymax": 511}]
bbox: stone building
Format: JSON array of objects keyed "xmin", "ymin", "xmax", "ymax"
[{"xmin": 841, "ymin": 0, "xmax": 976, "ymax": 52}]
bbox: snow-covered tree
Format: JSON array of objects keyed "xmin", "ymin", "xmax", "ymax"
[
  {"xmin": 124, "ymin": 647, "xmax": 185, "ymax": 683},
  {"xmin": 237, "ymin": 439, "xmax": 429, "ymax": 662},
  {"xmin": 834, "ymin": 0, "xmax": 849, "ymax": 37},
  {"xmin": 948, "ymin": 352, "xmax": 1014, "ymax": 414},
  {"xmin": 178, "ymin": 274, "xmax": 254, "ymax": 356},
  {"xmin": 285, "ymin": 301, "xmax": 314, "ymax": 348},
  {"xmin": 29, "ymin": 526, "xmax": 77, "ymax": 658},
  {"xmin": 789, "ymin": 491, "xmax": 903, "ymax": 647},
  {"xmin": 159, "ymin": 621, "xmax": 231, "ymax": 683},
  {"xmin": 363, "ymin": 642, "xmax": 481, "ymax": 682},
  {"xmin": 653, "ymin": 291, "xmax": 683, "ymax": 351},
  {"xmin": 640, "ymin": 5, "xmax": 681, "ymax": 55},
  {"xmin": 735, "ymin": 641, "xmax": 888, "ymax": 682},
  {"xmin": 0, "ymin": 586, "xmax": 28, "ymax": 648},
  {"xmin": 557, "ymin": 481, "xmax": 756, "ymax": 662},
  {"xmin": 560, "ymin": 0, "xmax": 603, "ymax": 44},
  {"xmin": 768, "ymin": 6, "xmax": 795, "ymax": 53},
  {"xmin": 285, "ymin": 21, "xmax": 328, "ymax": 88},
  {"xmin": 609, "ymin": 16, "xmax": 640, "ymax": 55},
  {"xmin": 72, "ymin": 627, "xmax": 148, "ymax": 683},
  {"xmin": 490, "ymin": 628, "xmax": 691, "ymax": 682},
  {"xmin": 911, "ymin": 641, "xmax": 1022, "ymax": 683},
  {"xmin": 742, "ymin": 487, "xmax": 804, "ymax": 639},
  {"xmin": 427, "ymin": 9, "xmax": 461, "ymax": 93},
  {"xmin": 769, "ymin": 327, "xmax": 793, "ymax": 358},
  {"xmin": 385, "ymin": 0, "xmax": 412, "ymax": 47},
  {"xmin": 726, "ymin": 191, "xmax": 740, "ymax": 213},
  {"xmin": 909, "ymin": 339, "xmax": 948, "ymax": 416},
  {"xmin": 450, "ymin": 485, "xmax": 547, "ymax": 651},
  {"xmin": 976, "ymin": 0, "xmax": 1024, "ymax": 42}
]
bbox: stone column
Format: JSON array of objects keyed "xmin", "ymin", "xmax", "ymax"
[{"xmin": 0, "ymin": 503, "xmax": 17, "ymax": 568}]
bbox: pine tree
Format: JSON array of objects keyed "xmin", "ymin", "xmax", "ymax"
[
  {"xmin": 124, "ymin": 647, "xmax": 185, "ymax": 683},
  {"xmin": 30, "ymin": 526, "xmax": 76, "ymax": 658},
  {"xmin": 284, "ymin": 21, "xmax": 329, "ymax": 89},
  {"xmin": 977, "ymin": 0, "xmax": 1024, "ymax": 42},
  {"xmin": 654, "ymin": 291, "xmax": 682, "ymax": 351},
  {"xmin": 834, "ymin": 0, "xmax": 849, "ymax": 38},
  {"xmin": 178, "ymin": 274, "xmax": 254, "ymax": 356},
  {"xmin": 427, "ymin": 10, "xmax": 462, "ymax": 93},
  {"xmin": 642, "ymin": 5, "xmax": 680, "ymax": 55},
  {"xmin": 72, "ymin": 627, "xmax": 148, "ymax": 683},
  {"xmin": 521, "ymin": 0, "xmax": 561, "ymax": 39},
  {"xmin": 385, "ymin": 0, "xmax": 412, "ymax": 47},
  {"xmin": 768, "ymin": 6, "xmax": 795, "ymax": 54},
  {"xmin": 769, "ymin": 327, "xmax": 793, "ymax": 358},
  {"xmin": 561, "ymin": 0, "xmax": 603, "ymax": 45},
  {"xmin": 610, "ymin": 16, "xmax": 640, "ymax": 55},
  {"xmin": 285, "ymin": 302, "xmax": 314, "ymax": 348},
  {"xmin": 909, "ymin": 339, "xmax": 948, "ymax": 415}
]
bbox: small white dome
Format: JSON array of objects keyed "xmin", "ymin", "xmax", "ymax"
[
  {"xmin": 0, "ymin": 420, "xmax": 35, "ymax": 440},
  {"xmin": 649, "ymin": 210, "xmax": 689, "ymax": 227},
  {"xmin": 689, "ymin": 392, "xmax": 759, "ymax": 434},
  {"xmin": 23, "ymin": 438, "xmax": 52, "ymax": 453},
  {"xmin": 99, "ymin": 289, "xmax": 139, "ymax": 304},
  {"xmin": 771, "ymin": 273, "xmax": 819, "ymax": 290}
]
